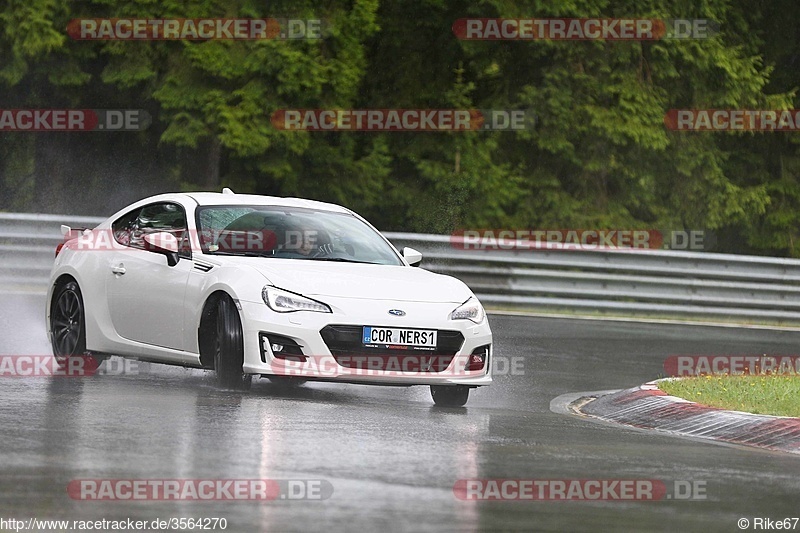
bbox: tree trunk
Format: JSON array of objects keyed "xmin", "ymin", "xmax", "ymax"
[{"xmin": 204, "ymin": 137, "xmax": 221, "ymax": 190}]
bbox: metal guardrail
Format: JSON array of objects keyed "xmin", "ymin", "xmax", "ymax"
[
  {"xmin": 2, "ymin": 213, "xmax": 800, "ymax": 325},
  {"xmin": 0, "ymin": 213, "xmax": 107, "ymax": 287}
]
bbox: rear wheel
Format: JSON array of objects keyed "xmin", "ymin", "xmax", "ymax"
[
  {"xmin": 51, "ymin": 281, "xmax": 86, "ymax": 359},
  {"xmin": 213, "ymin": 297, "xmax": 252, "ymax": 390},
  {"xmin": 430, "ymin": 385, "xmax": 470, "ymax": 407}
]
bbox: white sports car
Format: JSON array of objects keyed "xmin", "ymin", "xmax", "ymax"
[{"xmin": 46, "ymin": 190, "xmax": 492, "ymax": 406}]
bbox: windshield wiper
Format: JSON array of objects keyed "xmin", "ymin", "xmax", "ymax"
[
  {"xmin": 206, "ymin": 251, "xmax": 271, "ymax": 257},
  {"xmin": 302, "ymin": 257, "xmax": 381, "ymax": 265},
  {"xmin": 208, "ymin": 251, "xmax": 381, "ymax": 264}
]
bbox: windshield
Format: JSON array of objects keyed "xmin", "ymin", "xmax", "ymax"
[{"xmin": 195, "ymin": 205, "xmax": 404, "ymax": 266}]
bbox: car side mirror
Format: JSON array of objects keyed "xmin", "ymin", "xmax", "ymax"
[
  {"xmin": 402, "ymin": 247, "xmax": 423, "ymax": 267},
  {"xmin": 143, "ymin": 232, "xmax": 180, "ymax": 267}
]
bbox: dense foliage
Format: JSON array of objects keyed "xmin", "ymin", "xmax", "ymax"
[{"xmin": 1, "ymin": 0, "xmax": 798, "ymax": 256}]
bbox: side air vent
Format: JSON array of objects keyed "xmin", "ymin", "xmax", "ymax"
[{"xmin": 193, "ymin": 261, "xmax": 214, "ymax": 273}]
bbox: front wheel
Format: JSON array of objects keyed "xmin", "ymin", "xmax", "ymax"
[
  {"xmin": 213, "ymin": 297, "xmax": 252, "ymax": 390},
  {"xmin": 430, "ymin": 385, "xmax": 470, "ymax": 407}
]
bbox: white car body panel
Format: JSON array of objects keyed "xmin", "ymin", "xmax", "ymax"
[
  {"xmin": 106, "ymin": 247, "xmax": 193, "ymax": 351},
  {"xmin": 46, "ymin": 192, "xmax": 493, "ymax": 388}
]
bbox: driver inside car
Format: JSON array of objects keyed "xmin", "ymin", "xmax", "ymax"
[{"xmin": 291, "ymin": 228, "xmax": 334, "ymax": 258}]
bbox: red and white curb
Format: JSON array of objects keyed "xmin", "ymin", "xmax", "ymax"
[{"xmin": 575, "ymin": 380, "xmax": 800, "ymax": 455}]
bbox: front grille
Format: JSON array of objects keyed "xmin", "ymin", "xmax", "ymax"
[{"xmin": 320, "ymin": 325, "xmax": 465, "ymax": 373}]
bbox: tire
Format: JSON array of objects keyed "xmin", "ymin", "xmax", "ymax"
[
  {"xmin": 430, "ymin": 385, "xmax": 470, "ymax": 407},
  {"xmin": 213, "ymin": 296, "xmax": 252, "ymax": 390},
  {"xmin": 51, "ymin": 280, "xmax": 87, "ymax": 360}
]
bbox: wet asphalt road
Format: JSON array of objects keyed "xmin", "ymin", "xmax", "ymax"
[{"xmin": 2, "ymin": 292, "xmax": 800, "ymax": 532}]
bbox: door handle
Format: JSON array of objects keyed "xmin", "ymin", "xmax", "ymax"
[{"xmin": 111, "ymin": 264, "xmax": 126, "ymax": 275}]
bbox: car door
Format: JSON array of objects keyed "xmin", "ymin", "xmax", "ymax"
[{"xmin": 106, "ymin": 202, "xmax": 193, "ymax": 352}]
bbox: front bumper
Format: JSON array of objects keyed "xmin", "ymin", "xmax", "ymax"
[{"xmin": 238, "ymin": 296, "xmax": 493, "ymax": 386}]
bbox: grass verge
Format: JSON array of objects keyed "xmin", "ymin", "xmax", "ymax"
[{"xmin": 659, "ymin": 375, "xmax": 800, "ymax": 417}]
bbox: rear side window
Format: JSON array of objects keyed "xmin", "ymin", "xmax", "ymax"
[
  {"xmin": 112, "ymin": 203, "xmax": 188, "ymax": 254},
  {"xmin": 112, "ymin": 208, "xmax": 141, "ymax": 246}
]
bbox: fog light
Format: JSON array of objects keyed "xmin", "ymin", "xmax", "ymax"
[
  {"xmin": 466, "ymin": 354, "xmax": 485, "ymax": 371},
  {"xmin": 260, "ymin": 332, "xmax": 306, "ymax": 363},
  {"xmin": 465, "ymin": 345, "xmax": 490, "ymax": 371}
]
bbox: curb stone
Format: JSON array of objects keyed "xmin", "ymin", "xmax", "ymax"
[{"xmin": 578, "ymin": 380, "xmax": 800, "ymax": 455}]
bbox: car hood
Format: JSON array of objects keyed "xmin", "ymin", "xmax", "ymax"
[{"xmin": 219, "ymin": 257, "xmax": 472, "ymax": 303}]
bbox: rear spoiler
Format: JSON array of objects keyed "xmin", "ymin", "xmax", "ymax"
[
  {"xmin": 60, "ymin": 224, "xmax": 91, "ymax": 239},
  {"xmin": 56, "ymin": 225, "xmax": 92, "ymax": 257}
]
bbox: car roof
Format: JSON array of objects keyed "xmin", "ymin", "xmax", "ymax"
[{"xmin": 144, "ymin": 192, "xmax": 352, "ymax": 214}]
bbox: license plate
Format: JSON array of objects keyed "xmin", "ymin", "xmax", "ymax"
[{"xmin": 362, "ymin": 326, "xmax": 437, "ymax": 348}]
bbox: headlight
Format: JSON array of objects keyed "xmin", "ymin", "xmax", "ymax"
[
  {"xmin": 262, "ymin": 286, "xmax": 332, "ymax": 313},
  {"xmin": 449, "ymin": 297, "xmax": 485, "ymax": 324}
]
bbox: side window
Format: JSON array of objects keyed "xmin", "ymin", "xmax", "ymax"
[
  {"xmin": 112, "ymin": 203, "xmax": 190, "ymax": 257},
  {"xmin": 197, "ymin": 207, "xmax": 254, "ymax": 252},
  {"xmin": 112, "ymin": 208, "xmax": 141, "ymax": 247}
]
